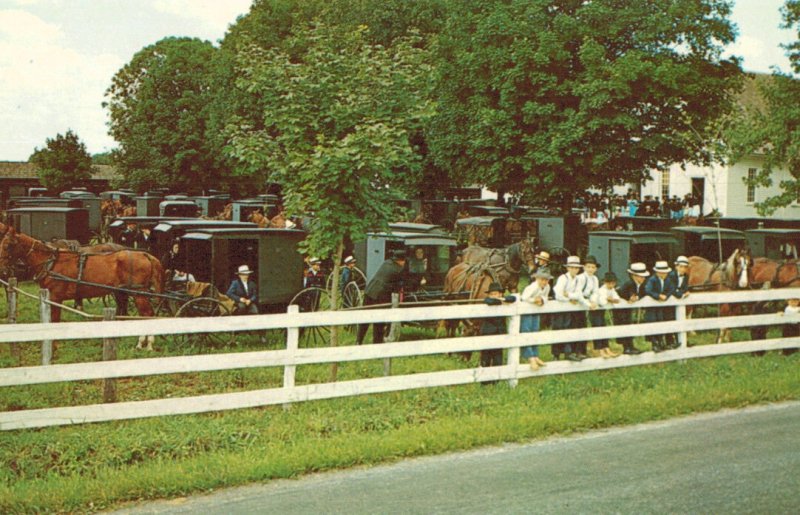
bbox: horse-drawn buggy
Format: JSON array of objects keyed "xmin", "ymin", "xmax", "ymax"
[
  {"xmin": 745, "ymin": 228, "xmax": 800, "ymax": 260},
  {"xmin": 159, "ymin": 200, "xmax": 199, "ymax": 218},
  {"xmin": 6, "ymin": 206, "xmax": 91, "ymax": 245},
  {"xmin": 670, "ymin": 226, "xmax": 747, "ymax": 263},
  {"xmin": 588, "ymin": 231, "xmax": 677, "ymax": 285},
  {"xmin": 149, "ymin": 219, "xmax": 257, "ymax": 263},
  {"xmin": 179, "ymin": 227, "xmax": 306, "ymax": 313},
  {"xmin": 59, "ymin": 191, "xmax": 102, "ymax": 236},
  {"xmin": 353, "ymin": 230, "xmax": 459, "ymax": 302}
]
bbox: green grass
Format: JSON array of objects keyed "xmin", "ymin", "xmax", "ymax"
[{"xmin": 0, "ymin": 282, "xmax": 798, "ymax": 513}]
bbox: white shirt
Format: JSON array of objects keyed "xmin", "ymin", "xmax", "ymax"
[
  {"xmin": 597, "ymin": 285, "xmax": 621, "ymax": 308},
  {"xmin": 578, "ymin": 272, "xmax": 599, "ymax": 307},
  {"xmin": 520, "ymin": 281, "xmax": 550, "ymax": 306},
  {"xmin": 554, "ymin": 272, "xmax": 584, "ymax": 304}
]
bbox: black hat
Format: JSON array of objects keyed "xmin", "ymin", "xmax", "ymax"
[
  {"xmin": 602, "ymin": 271, "xmax": 618, "ymax": 283},
  {"xmin": 583, "ymin": 255, "xmax": 600, "ymax": 267},
  {"xmin": 487, "ymin": 282, "xmax": 504, "ymax": 293},
  {"xmin": 390, "ymin": 249, "xmax": 407, "ymax": 260}
]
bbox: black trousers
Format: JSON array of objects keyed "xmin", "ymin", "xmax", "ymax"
[
  {"xmin": 356, "ymin": 296, "xmax": 388, "ymax": 344},
  {"xmin": 613, "ymin": 309, "xmax": 637, "ymax": 352}
]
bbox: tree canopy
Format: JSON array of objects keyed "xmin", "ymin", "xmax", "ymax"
[
  {"xmin": 228, "ymin": 23, "xmax": 433, "ymax": 261},
  {"xmin": 428, "ymin": 0, "xmax": 742, "ymax": 210},
  {"xmin": 29, "ymin": 130, "xmax": 93, "ymax": 192},
  {"xmin": 104, "ymin": 37, "xmax": 225, "ymax": 194}
]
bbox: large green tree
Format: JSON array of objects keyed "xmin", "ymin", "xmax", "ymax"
[
  {"xmin": 213, "ymin": 0, "xmax": 449, "ymax": 198},
  {"xmin": 429, "ymin": 0, "xmax": 742, "ymax": 211},
  {"xmin": 744, "ymin": 1, "xmax": 800, "ymax": 214},
  {"xmin": 104, "ymin": 37, "xmax": 225, "ymax": 193},
  {"xmin": 228, "ymin": 23, "xmax": 433, "ymax": 355},
  {"xmin": 29, "ymin": 130, "xmax": 93, "ymax": 192}
]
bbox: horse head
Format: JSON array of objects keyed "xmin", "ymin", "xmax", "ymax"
[{"xmin": 728, "ymin": 248, "xmax": 752, "ymax": 289}]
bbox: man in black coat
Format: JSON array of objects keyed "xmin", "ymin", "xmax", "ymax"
[
  {"xmin": 356, "ymin": 249, "xmax": 407, "ymax": 344},
  {"xmin": 615, "ymin": 262, "xmax": 648, "ymax": 355},
  {"xmin": 226, "ymin": 264, "xmax": 258, "ymax": 315}
]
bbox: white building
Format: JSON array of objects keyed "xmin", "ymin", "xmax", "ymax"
[{"xmin": 637, "ymin": 153, "xmax": 800, "ymax": 219}]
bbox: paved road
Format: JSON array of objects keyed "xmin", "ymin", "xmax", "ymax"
[{"xmin": 114, "ymin": 402, "xmax": 800, "ymax": 514}]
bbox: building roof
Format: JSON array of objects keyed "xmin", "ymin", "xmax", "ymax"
[{"xmin": 0, "ymin": 161, "xmax": 118, "ymax": 180}]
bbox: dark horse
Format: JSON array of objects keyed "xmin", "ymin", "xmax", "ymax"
[
  {"xmin": 686, "ymin": 248, "xmax": 752, "ymax": 343},
  {"xmin": 0, "ymin": 223, "xmax": 164, "ymax": 350},
  {"xmin": 439, "ymin": 239, "xmax": 535, "ymax": 356}
]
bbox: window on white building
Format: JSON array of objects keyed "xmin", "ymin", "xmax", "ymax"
[
  {"xmin": 747, "ymin": 168, "xmax": 757, "ymax": 203},
  {"xmin": 661, "ymin": 171, "xmax": 670, "ymax": 200}
]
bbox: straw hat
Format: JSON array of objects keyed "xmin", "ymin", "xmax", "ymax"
[
  {"xmin": 237, "ymin": 264, "xmax": 254, "ymax": 275},
  {"xmin": 565, "ymin": 256, "xmax": 583, "ymax": 268},
  {"xmin": 653, "ymin": 260, "xmax": 671, "ymax": 273},
  {"xmin": 674, "ymin": 255, "xmax": 690, "ymax": 266},
  {"xmin": 627, "ymin": 262, "xmax": 650, "ymax": 277}
]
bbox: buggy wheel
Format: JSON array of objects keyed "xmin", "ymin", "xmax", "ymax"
[
  {"xmin": 289, "ymin": 287, "xmax": 334, "ymax": 347},
  {"xmin": 172, "ymin": 297, "xmax": 233, "ymax": 350},
  {"xmin": 326, "ymin": 266, "xmax": 367, "ymax": 293}
]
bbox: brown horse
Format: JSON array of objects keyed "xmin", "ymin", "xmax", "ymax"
[
  {"xmin": 0, "ymin": 224, "xmax": 164, "ymax": 350},
  {"xmin": 748, "ymin": 257, "xmax": 800, "ymax": 288},
  {"xmin": 247, "ymin": 210, "xmax": 270, "ymax": 228},
  {"xmin": 439, "ymin": 239, "xmax": 535, "ymax": 356},
  {"xmin": 686, "ymin": 248, "xmax": 752, "ymax": 342}
]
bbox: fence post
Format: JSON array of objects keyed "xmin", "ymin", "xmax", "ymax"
[
  {"xmin": 383, "ymin": 293, "xmax": 400, "ymax": 376},
  {"xmin": 39, "ymin": 289, "xmax": 52, "ymax": 365},
  {"xmin": 283, "ymin": 304, "xmax": 300, "ymax": 410},
  {"xmin": 507, "ymin": 307, "xmax": 521, "ymax": 388},
  {"xmin": 676, "ymin": 303, "xmax": 688, "ymax": 349},
  {"xmin": 102, "ymin": 308, "xmax": 117, "ymax": 403},
  {"xmin": 7, "ymin": 277, "xmax": 20, "ymax": 365}
]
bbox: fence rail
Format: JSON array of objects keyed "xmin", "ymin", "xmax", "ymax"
[{"xmin": 1, "ymin": 287, "xmax": 799, "ymax": 431}]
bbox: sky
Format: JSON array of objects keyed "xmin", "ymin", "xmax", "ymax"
[{"xmin": 0, "ymin": 0, "xmax": 796, "ymax": 162}]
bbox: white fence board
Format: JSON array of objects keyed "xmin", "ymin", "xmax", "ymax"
[{"xmin": 1, "ymin": 287, "xmax": 799, "ymax": 430}]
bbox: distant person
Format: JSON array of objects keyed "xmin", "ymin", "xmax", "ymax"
[
  {"xmin": 356, "ymin": 249, "xmax": 407, "ymax": 344},
  {"xmin": 226, "ymin": 265, "xmax": 258, "ymax": 315},
  {"xmin": 303, "ymin": 257, "xmax": 325, "ymax": 289},
  {"xmin": 340, "ymin": 255, "xmax": 358, "ymax": 291},
  {"xmin": 407, "ymin": 247, "xmax": 429, "ymax": 290}
]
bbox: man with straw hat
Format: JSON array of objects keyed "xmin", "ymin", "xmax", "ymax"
[
  {"xmin": 615, "ymin": 262, "xmax": 649, "ymax": 355},
  {"xmin": 552, "ymin": 256, "xmax": 586, "ymax": 361},
  {"xmin": 645, "ymin": 260, "xmax": 675, "ymax": 352},
  {"xmin": 518, "ymin": 268, "xmax": 552, "ymax": 370},
  {"xmin": 226, "ymin": 264, "xmax": 258, "ymax": 315}
]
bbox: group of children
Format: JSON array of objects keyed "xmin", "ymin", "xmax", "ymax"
[
  {"xmin": 481, "ymin": 253, "xmax": 692, "ymax": 371},
  {"xmin": 481, "ymin": 252, "xmax": 799, "ymax": 371}
]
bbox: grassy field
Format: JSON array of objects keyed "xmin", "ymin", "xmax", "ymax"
[{"xmin": 0, "ymin": 281, "xmax": 798, "ymax": 513}]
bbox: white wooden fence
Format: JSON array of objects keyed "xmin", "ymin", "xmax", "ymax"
[{"xmin": 1, "ymin": 288, "xmax": 799, "ymax": 431}]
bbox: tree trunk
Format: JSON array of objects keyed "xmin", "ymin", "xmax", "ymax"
[{"xmin": 328, "ymin": 239, "xmax": 345, "ymax": 382}]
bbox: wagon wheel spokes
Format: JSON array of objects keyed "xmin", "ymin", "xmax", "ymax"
[
  {"xmin": 326, "ymin": 266, "xmax": 367, "ymax": 293},
  {"xmin": 339, "ymin": 282, "xmax": 363, "ymax": 335},
  {"xmin": 289, "ymin": 287, "xmax": 333, "ymax": 348},
  {"xmin": 172, "ymin": 296, "xmax": 233, "ymax": 351}
]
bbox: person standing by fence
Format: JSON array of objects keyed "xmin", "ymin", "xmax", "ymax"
[
  {"xmin": 664, "ymin": 256, "xmax": 690, "ymax": 349},
  {"xmin": 552, "ymin": 256, "xmax": 586, "ymax": 361},
  {"xmin": 645, "ymin": 261, "xmax": 675, "ymax": 352},
  {"xmin": 577, "ymin": 255, "xmax": 601, "ymax": 358},
  {"xmin": 780, "ymin": 298, "xmax": 799, "ymax": 356},
  {"xmin": 480, "ymin": 282, "xmax": 514, "ymax": 382},
  {"xmin": 356, "ymin": 249, "xmax": 406, "ymax": 345},
  {"xmin": 616, "ymin": 262, "xmax": 648, "ymax": 355},
  {"xmin": 593, "ymin": 271, "xmax": 621, "ymax": 358},
  {"xmin": 519, "ymin": 269, "xmax": 551, "ymax": 370}
]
